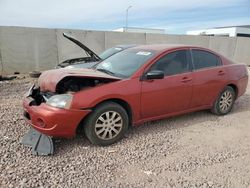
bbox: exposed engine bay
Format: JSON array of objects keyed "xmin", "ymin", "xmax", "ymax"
[
  {"xmin": 56, "ymin": 76, "xmax": 115, "ymax": 94},
  {"xmin": 29, "ymin": 76, "xmax": 117, "ymax": 106}
]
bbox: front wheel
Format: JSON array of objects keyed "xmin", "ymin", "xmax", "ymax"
[
  {"xmin": 211, "ymin": 86, "xmax": 236, "ymax": 115},
  {"xmin": 84, "ymin": 102, "xmax": 129, "ymax": 146}
]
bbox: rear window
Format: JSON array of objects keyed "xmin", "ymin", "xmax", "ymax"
[{"xmin": 192, "ymin": 50, "xmax": 221, "ymax": 70}]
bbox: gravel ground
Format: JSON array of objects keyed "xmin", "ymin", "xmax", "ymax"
[{"xmin": 0, "ymin": 71, "xmax": 250, "ymax": 188}]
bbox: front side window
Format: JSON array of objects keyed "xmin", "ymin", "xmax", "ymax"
[
  {"xmin": 192, "ymin": 50, "xmax": 221, "ymax": 70},
  {"xmin": 150, "ymin": 50, "xmax": 190, "ymax": 76}
]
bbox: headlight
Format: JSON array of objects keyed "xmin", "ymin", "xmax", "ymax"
[{"xmin": 46, "ymin": 94, "xmax": 72, "ymax": 109}]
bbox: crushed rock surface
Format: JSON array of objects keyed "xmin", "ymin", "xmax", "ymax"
[{"xmin": 0, "ymin": 72, "xmax": 250, "ymax": 188}]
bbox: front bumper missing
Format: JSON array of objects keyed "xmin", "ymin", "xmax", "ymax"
[{"xmin": 21, "ymin": 127, "xmax": 54, "ymax": 155}]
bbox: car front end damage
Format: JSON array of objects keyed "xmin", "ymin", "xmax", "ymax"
[
  {"xmin": 21, "ymin": 85, "xmax": 91, "ymax": 155},
  {"xmin": 21, "ymin": 68, "xmax": 121, "ymax": 155}
]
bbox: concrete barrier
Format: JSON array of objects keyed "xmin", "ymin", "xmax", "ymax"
[
  {"xmin": 146, "ymin": 34, "xmax": 181, "ymax": 44},
  {"xmin": 209, "ymin": 36, "xmax": 237, "ymax": 59},
  {"xmin": 0, "ymin": 26, "xmax": 249, "ymax": 74},
  {"xmin": 233, "ymin": 37, "xmax": 250, "ymax": 65},
  {"xmin": 104, "ymin": 31, "xmax": 146, "ymax": 48},
  {"xmin": 180, "ymin": 35, "xmax": 210, "ymax": 48},
  {"xmin": 0, "ymin": 26, "xmax": 58, "ymax": 74},
  {"xmin": 56, "ymin": 29, "xmax": 105, "ymax": 63}
]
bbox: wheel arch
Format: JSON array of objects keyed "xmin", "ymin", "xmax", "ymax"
[
  {"xmin": 76, "ymin": 98, "xmax": 133, "ymax": 134},
  {"xmin": 94, "ymin": 98, "xmax": 133, "ymax": 127},
  {"xmin": 227, "ymin": 83, "xmax": 238, "ymax": 98}
]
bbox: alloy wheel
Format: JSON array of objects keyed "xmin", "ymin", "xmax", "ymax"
[
  {"xmin": 219, "ymin": 90, "xmax": 233, "ymax": 113},
  {"xmin": 94, "ymin": 111, "xmax": 123, "ymax": 140}
]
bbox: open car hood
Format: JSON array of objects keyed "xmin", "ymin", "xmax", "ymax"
[
  {"xmin": 38, "ymin": 68, "xmax": 121, "ymax": 92},
  {"xmin": 63, "ymin": 33, "xmax": 101, "ymax": 62}
]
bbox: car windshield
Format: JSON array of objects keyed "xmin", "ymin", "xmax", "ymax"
[
  {"xmin": 99, "ymin": 47, "xmax": 123, "ymax": 60},
  {"xmin": 96, "ymin": 50, "xmax": 155, "ymax": 78}
]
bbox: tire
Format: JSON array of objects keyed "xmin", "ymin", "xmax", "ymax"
[
  {"xmin": 29, "ymin": 71, "xmax": 41, "ymax": 78},
  {"xmin": 211, "ymin": 86, "xmax": 236, "ymax": 115},
  {"xmin": 83, "ymin": 102, "xmax": 129, "ymax": 146}
]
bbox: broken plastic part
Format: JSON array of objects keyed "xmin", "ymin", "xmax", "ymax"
[{"xmin": 20, "ymin": 127, "xmax": 54, "ymax": 155}]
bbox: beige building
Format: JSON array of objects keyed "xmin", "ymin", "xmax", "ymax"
[{"xmin": 113, "ymin": 27, "xmax": 165, "ymax": 34}]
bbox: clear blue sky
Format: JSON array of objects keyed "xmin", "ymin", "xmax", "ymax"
[{"xmin": 0, "ymin": 0, "xmax": 249, "ymax": 34}]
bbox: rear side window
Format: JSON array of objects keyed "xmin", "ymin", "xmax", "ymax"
[
  {"xmin": 192, "ymin": 50, "xmax": 221, "ymax": 70},
  {"xmin": 150, "ymin": 50, "xmax": 190, "ymax": 76}
]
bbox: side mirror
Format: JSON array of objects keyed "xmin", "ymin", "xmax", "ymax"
[{"xmin": 145, "ymin": 70, "xmax": 164, "ymax": 80}]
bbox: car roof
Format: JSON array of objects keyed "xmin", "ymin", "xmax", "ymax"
[
  {"xmin": 115, "ymin": 44, "xmax": 137, "ymax": 49},
  {"xmin": 129, "ymin": 44, "xmax": 199, "ymax": 52}
]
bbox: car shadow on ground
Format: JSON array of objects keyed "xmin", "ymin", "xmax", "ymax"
[
  {"xmin": 232, "ymin": 93, "xmax": 250, "ymax": 114},
  {"xmin": 53, "ymin": 110, "xmax": 218, "ymax": 155},
  {"xmin": 129, "ymin": 110, "xmax": 218, "ymax": 136},
  {"xmin": 53, "ymin": 93, "xmax": 250, "ymax": 155},
  {"xmin": 131, "ymin": 93, "xmax": 250, "ymax": 137}
]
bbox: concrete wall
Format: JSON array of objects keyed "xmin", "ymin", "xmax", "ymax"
[
  {"xmin": 0, "ymin": 26, "xmax": 249, "ymax": 75},
  {"xmin": 0, "ymin": 27, "xmax": 58, "ymax": 74},
  {"xmin": 56, "ymin": 29, "xmax": 105, "ymax": 63},
  {"xmin": 105, "ymin": 32, "xmax": 146, "ymax": 48}
]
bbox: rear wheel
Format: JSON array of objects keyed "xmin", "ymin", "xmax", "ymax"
[
  {"xmin": 211, "ymin": 86, "xmax": 236, "ymax": 115},
  {"xmin": 84, "ymin": 102, "xmax": 129, "ymax": 146}
]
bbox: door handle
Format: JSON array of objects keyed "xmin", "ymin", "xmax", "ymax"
[
  {"xmin": 144, "ymin": 79, "xmax": 154, "ymax": 83},
  {"xmin": 181, "ymin": 77, "xmax": 192, "ymax": 83},
  {"xmin": 218, "ymin": 70, "xmax": 225, "ymax": 76}
]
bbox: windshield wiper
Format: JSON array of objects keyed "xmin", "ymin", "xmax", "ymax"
[{"xmin": 96, "ymin": 68, "xmax": 115, "ymax": 76}]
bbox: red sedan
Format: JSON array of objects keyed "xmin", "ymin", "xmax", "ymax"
[{"xmin": 23, "ymin": 44, "xmax": 248, "ymax": 149}]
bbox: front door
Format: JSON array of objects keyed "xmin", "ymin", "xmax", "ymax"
[{"xmin": 140, "ymin": 50, "xmax": 193, "ymax": 118}]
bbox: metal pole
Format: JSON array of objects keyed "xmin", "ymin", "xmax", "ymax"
[{"xmin": 125, "ymin": 6, "xmax": 132, "ymax": 32}]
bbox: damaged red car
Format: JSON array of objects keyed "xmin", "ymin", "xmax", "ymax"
[{"xmin": 22, "ymin": 45, "xmax": 248, "ymax": 155}]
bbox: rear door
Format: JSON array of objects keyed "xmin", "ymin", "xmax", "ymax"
[
  {"xmin": 190, "ymin": 49, "xmax": 228, "ymax": 107},
  {"xmin": 140, "ymin": 49, "xmax": 193, "ymax": 118}
]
